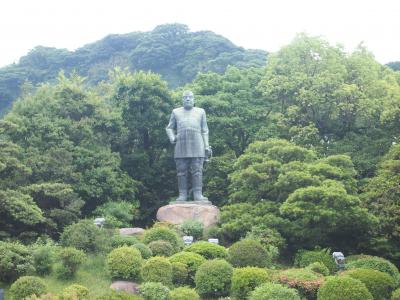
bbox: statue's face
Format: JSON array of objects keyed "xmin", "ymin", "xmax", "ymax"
[{"xmin": 182, "ymin": 92, "xmax": 194, "ymax": 109}]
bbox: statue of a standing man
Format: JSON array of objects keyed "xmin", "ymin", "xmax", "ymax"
[{"xmin": 166, "ymin": 91, "xmax": 211, "ymax": 202}]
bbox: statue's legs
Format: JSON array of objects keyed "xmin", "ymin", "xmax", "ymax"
[
  {"xmin": 190, "ymin": 158, "xmax": 208, "ymax": 201},
  {"xmin": 175, "ymin": 158, "xmax": 189, "ymax": 201}
]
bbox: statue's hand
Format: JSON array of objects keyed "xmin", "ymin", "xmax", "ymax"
[
  {"xmin": 170, "ymin": 136, "xmax": 177, "ymax": 144},
  {"xmin": 205, "ymin": 146, "xmax": 212, "ymax": 157}
]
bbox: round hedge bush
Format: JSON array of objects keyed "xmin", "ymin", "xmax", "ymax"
[
  {"xmin": 306, "ymin": 262, "xmax": 330, "ymax": 276},
  {"xmin": 56, "ymin": 247, "xmax": 86, "ymax": 279},
  {"xmin": 148, "ymin": 240, "xmax": 175, "ymax": 257},
  {"xmin": 231, "ymin": 267, "xmax": 271, "ymax": 300},
  {"xmin": 60, "ymin": 284, "xmax": 89, "ymax": 300},
  {"xmin": 171, "ymin": 262, "xmax": 188, "ymax": 286},
  {"xmin": 132, "ymin": 242, "xmax": 152, "ymax": 259},
  {"xmin": 0, "ymin": 241, "xmax": 35, "ymax": 282},
  {"xmin": 143, "ymin": 227, "xmax": 182, "ymax": 252},
  {"xmin": 317, "ymin": 276, "xmax": 373, "ymax": 300},
  {"xmin": 294, "ymin": 249, "xmax": 336, "ymax": 274},
  {"xmin": 33, "ymin": 245, "xmax": 54, "ymax": 276},
  {"xmin": 9, "ymin": 276, "xmax": 47, "ymax": 300},
  {"xmin": 249, "ymin": 282, "xmax": 301, "ymax": 300},
  {"xmin": 228, "ymin": 239, "xmax": 267, "ymax": 267},
  {"xmin": 110, "ymin": 235, "xmax": 139, "ymax": 248},
  {"xmin": 95, "ymin": 290, "xmax": 141, "ymax": 300},
  {"xmin": 185, "ymin": 241, "xmax": 228, "ymax": 259},
  {"xmin": 179, "ymin": 220, "xmax": 204, "ymax": 241},
  {"xmin": 194, "ymin": 259, "xmax": 233, "ymax": 298},
  {"xmin": 169, "ymin": 251, "xmax": 206, "ymax": 283},
  {"xmin": 169, "ymin": 287, "xmax": 200, "ymax": 300},
  {"xmin": 392, "ymin": 288, "xmax": 400, "ymax": 300},
  {"xmin": 140, "ymin": 282, "xmax": 170, "ymax": 300},
  {"xmin": 343, "ymin": 268, "xmax": 395, "ymax": 300},
  {"xmin": 107, "ymin": 246, "xmax": 143, "ymax": 280},
  {"xmin": 142, "ymin": 256, "xmax": 173, "ymax": 286}
]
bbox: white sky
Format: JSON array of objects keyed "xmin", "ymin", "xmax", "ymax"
[{"xmin": 0, "ymin": 0, "xmax": 399, "ymax": 68}]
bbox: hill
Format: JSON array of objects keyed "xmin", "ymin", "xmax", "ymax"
[{"xmin": 0, "ymin": 23, "xmax": 267, "ymax": 115}]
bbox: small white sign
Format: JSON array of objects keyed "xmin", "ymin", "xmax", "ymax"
[
  {"xmin": 208, "ymin": 238, "xmax": 219, "ymax": 245},
  {"xmin": 183, "ymin": 236, "xmax": 194, "ymax": 245}
]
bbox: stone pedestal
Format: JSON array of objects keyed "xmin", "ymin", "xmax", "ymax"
[
  {"xmin": 156, "ymin": 202, "xmax": 220, "ymax": 227},
  {"xmin": 110, "ymin": 281, "xmax": 139, "ymax": 294},
  {"xmin": 119, "ymin": 227, "xmax": 145, "ymax": 236}
]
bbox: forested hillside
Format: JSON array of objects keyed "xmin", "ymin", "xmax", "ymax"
[{"xmin": 0, "ymin": 23, "xmax": 266, "ymax": 115}]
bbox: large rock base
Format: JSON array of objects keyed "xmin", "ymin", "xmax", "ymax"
[{"xmin": 156, "ymin": 202, "xmax": 220, "ymax": 227}]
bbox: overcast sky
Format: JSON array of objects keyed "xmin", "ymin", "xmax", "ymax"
[{"xmin": 0, "ymin": 0, "xmax": 399, "ymax": 68}]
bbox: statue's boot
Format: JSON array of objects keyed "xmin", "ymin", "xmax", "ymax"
[
  {"xmin": 176, "ymin": 174, "xmax": 188, "ymax": 201},
  {"xmin": 192, "ymin": 173, "xmax": 208, "ymax": 202}
]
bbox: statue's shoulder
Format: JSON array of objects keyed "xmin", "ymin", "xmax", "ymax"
[
  {"xmin": 194, "ymin": 107, "xmax": 205, "ymax": 114},
  {"xmin": 172, "ymin": 107, "xmax": 184, "ymax": 114}
]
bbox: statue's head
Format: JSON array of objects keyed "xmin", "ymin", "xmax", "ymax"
[{"xmin": 182, "ymin": 90, "xmax": 194, "ymax": 110}]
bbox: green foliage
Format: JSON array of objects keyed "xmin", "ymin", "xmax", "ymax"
[
  {"xmin": 392, "ymin": 288, "xmax": 400, "ymax": 300},
  {"xmin": 132, "ymin": 242, "xmax": 153, "ymax": 259},
  {"xmin": 317, "ymin": 276, "xmax": 373, "ymax": 300},
  {"xmin": 148, "ymin": 240, "xmax": 175, "ymax": 257},
  {"xmin": 294, "ymin": 249, "xmax": 337, "ymax": 274},
  {"xmin": 185, "ymin": 241, "xmax": 228, "ymax": 259},
  {"xmin": 95, "ymin": 290, "xmax": 141, "ymax": 300},
  {"xmin": 306, "ymin": 262, "xmax": 330, "ymax": 276},
  {"xmin": 56, "ymin": 247, "xmax": 86, "ymax": 279},
  {"xmin": 143, "ymin": 226, "xmax": 182, "ymax": 252},
  {"xmin": 169, "ymin": 251, "xmax": 206, "ymax": 284},
  {"xmin": 9, "ymin": 276, "xmax": 47, "ymax": 300},
  {"xmin": 33, "ymin": 245, "xmax": 54, "ymax": 275},
  {"xmin": 60, "ymin": 220, "xmax": 109, "ymax": 253},
  {"xmin": 342, "ymin": 268, "xmax": 395, "ymax": 300},
  {"xmin": 228, "ymin": 239, "xmax": 268, "ymax": 267},
  {"xmin": 171, "ymin": 262, "xmax": 188, "ymax": 286},
  {"xmin": 106, "ymin": 246, "xmax": 143, "ymax": 280},
  {"xmin": 93, "ymin": 201, "xmax": 138, "ymax": 228},
  {"xmin": 179, "ymin": 220, "xmax": 204, "ymax": 241},
  {"xmin": 249, "ymin": 282, "xmax": 301, "ymax": 300},
  {"xmin": 169, "ymin": 287, "xmax": 200, "ymax": 300},
  {"xmin": 231, "ymin": 267, "xmax": 271, "ymax": 300},
  {"xmin": 194, "ymin": 259, "xmax": 233, "ymax": 298},
  {"xmin": 141, "ymin": 256, "xmax": 173, "ymax": 286},
  {"xmin": 110, "ymin": 234, "xmax": 139, "ymax": 248},
  {"xmin": 60, "ymin": 284, "xmax": 89, "ymax": 300},
  {"xmin": 0, "ymin": 241, "xmax": 35, "ymax": 282},
  {"xmin": 140, "ymin": 282, "xmax": 170, "ymax": 300}
]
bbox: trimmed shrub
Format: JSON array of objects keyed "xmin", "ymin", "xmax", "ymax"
[
  {"xmin": 228, "ymin": 239, "xmax": 267, "ymax": 267},
  {"xmin": 132, "ymin": 242, "xmax": 152, "ymax": 259},
  {"xmin": 392, "ymin": 288, "xmax": 400, "ymax": 300},
  {"xmin": 231, "ymin": 267, "xmax": 271, "ymax": 300},
  {"xmin": 346, "ymin": 256, "xmax": 400, "ymax": 285},
  {"xmin": 306, "ymin": 262, "xmax": 330, "ymax": 276},
  {"xmin": 274, "ymin": 268, "xmax": 324, "ymax": 299},
  {"xmin": 9, "ymin": 276, "xmax": 47, "ymax": 300},
  {"xmin": 179, "ymin": 220, "xmax": 204, "ymax": 240},
  {"xmin": 317, "ymin": 276, "xmax": 373, "ymax": 300},
  {"xmin": 56, "ymin": 247, "xmax": 86, "ymax": 279},
  {"xmin": 0, "ymin": 241, "xmax": 35, "ymax": 282},
  {"xmin": 110, "ymin": 235, "xmax": 139, "ymax": 248},
  {"xmin": 148, "ymin": 240, "xmax": 175, "ymax": 257},
  {"xmin": 294, "ymin": 248, "xmax": 336, "ymax": 274},
  {"xmin": 169, "ymin": 251, "xmax": 206, "ymax": 283},
  {"xmin": 143, "ymin": 226, "xmax": 182, "ymax": 252},
  {"xmin": 140, "ymin": 282, "xmax": 170, "ymax": 300},
  {"xmin": 169, "ymin": 287, "xmax": 200, "ymax": 300},
  {"xmin": 95, "ymin": 290, "xmax": 141, "ymax": 299},
  {"xmin": 194, "ymin": 259, "xmax": 233, "ymax": 298},
  {"xmin": 142, "ymin": 256, "xmax": 173, "ymax": 286},
  {"xmin": 33, "ymin": 245, "xmax": 54, "ymax": 276},
  {"xmin": 60, "ymin": 284, "xmax": 89, "ymax": 300},
  {"xmin": 171, "ymin": 262, "xmax": 188, "ymax": 286},
  {"xmin": 343, "ymin": 268, "xmax": 395, "ymax": 300},
  {"xmin": 107, "ymin": 246, "xmax": 143, "ymax": 280},
  {"xmin": 60, "ymin": 220, "xmax": 109, "ymax": 252},
  {"xmin": 249, "ymin": 282, "xmax": 301, "ymax": 300},
  {"xmin": 185, "ymin": 241, "xmax": 228, "ymax": 259},
  {"xmin": 26, "ymin": 293, "xmax": 59, "ymax": 300}
]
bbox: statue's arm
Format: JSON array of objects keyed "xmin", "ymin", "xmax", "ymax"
[
  {"xmin": 201, "ymin": 110, "xmax": 210, "ymax": 149},
  {"xmin": 166, "ymin": 112, "xmax": 177, "ymax": 144}
]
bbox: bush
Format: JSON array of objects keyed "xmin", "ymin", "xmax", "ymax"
[
  {"xmin": 231, "ymin": 267, "xmax": 270, "ymax": 300},
  {"xmin": 33, "ymin": 245, "xmax": 54, "ymax": 275},
  {"xmin": 179, "ymin": 220, "xmax": 204, "ymax": 240},
  {"xmin": 60, "ymin": 220, "xmax": 109, "ymax": 252},
  {"xmin": 294, "ymin": 248, "xmax": 336, "ymax": 274},
  {"xmin": 93, "ymin": 201, "xmax": 138, "ymax": 228},
  {"xmin": 142, "ymin": 256, "xmax": 173, "ymax": 286},
  {"xmin": 169, "ymin": 287, "xmax": 200, "ymax": 300},
  {"xmin": 140, "ymin": 282, "xmax": 170, "ymax": 300},
  {"xmin": 132, "ymin": 242, "xmax": 152, "ymax": 259},
  {"xmin": 169, "ymin": 251, "xmax": 206, "ymax": 284},
  {"xmin": 110, "ymin": 235, "xmax": 139, "ymax": 248},
  {"xmin": 148, "ymin": 240, "xmax": 175, "ymax": 257},
  {"xmin": 26, "ymin": 293, "xmax": 59, "ymax": 300},
  {"xmin": 343, "ymin": 268, "xmax": 395, "ymax": 300},
  {"xmin": 346, "ymin": 256, "xmax": 400, "ymax": 285},
  {"xmin": 194, "ymin": 259, "xmax": 233, "ymax": 298},
  {"xmin": 228, "ymin": 239, "xmax": 267, "ymax": 267},
  {"xmin": 143, "ymin": 226, "xmax": 182, "ymax": 252},
  {"xmin": 249, "ymin": 282, "xmax": 301, "ymax": 300},
  {"xmin": 0, "ymin": 241, "xmax": 35, "ymax": 282},
  {"xmin": 392, "ymin": 288, "xmax": 400, "ymax": 300},
  {"xmin": 60, "ymin": 284, "xmax": 89, "ymax": 300},
  {"xmin": 317, "ymin": 276, "xmax": 373, "ymax": 300},
  {"xmin": 306, "ymin": 262, "xmax": 330, "ymax": 276},
  {"xmin": 55, "ymin": 247, "xmax": 86, "ymax": 279},
  {"xmin": 95, "ymin": 290, "xmax": 141, "ymax": 299},
  {"xmin": 107, "ymin": 246, "xmax": 143, "ymax": 280},
  {"xmin": 9, "ymin": 276, "xmax": 47, "ymax": 300},
  {"xmin": 185, "ymin": 241, "xmax": 228, "ymax": 259},
  {"xmin": 171, "ymin": 262, "xmax": 188, "ymax": 286},
  {"xmin": 274, "ymin": 268, "xmax": 324, "ymax": 299}
]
